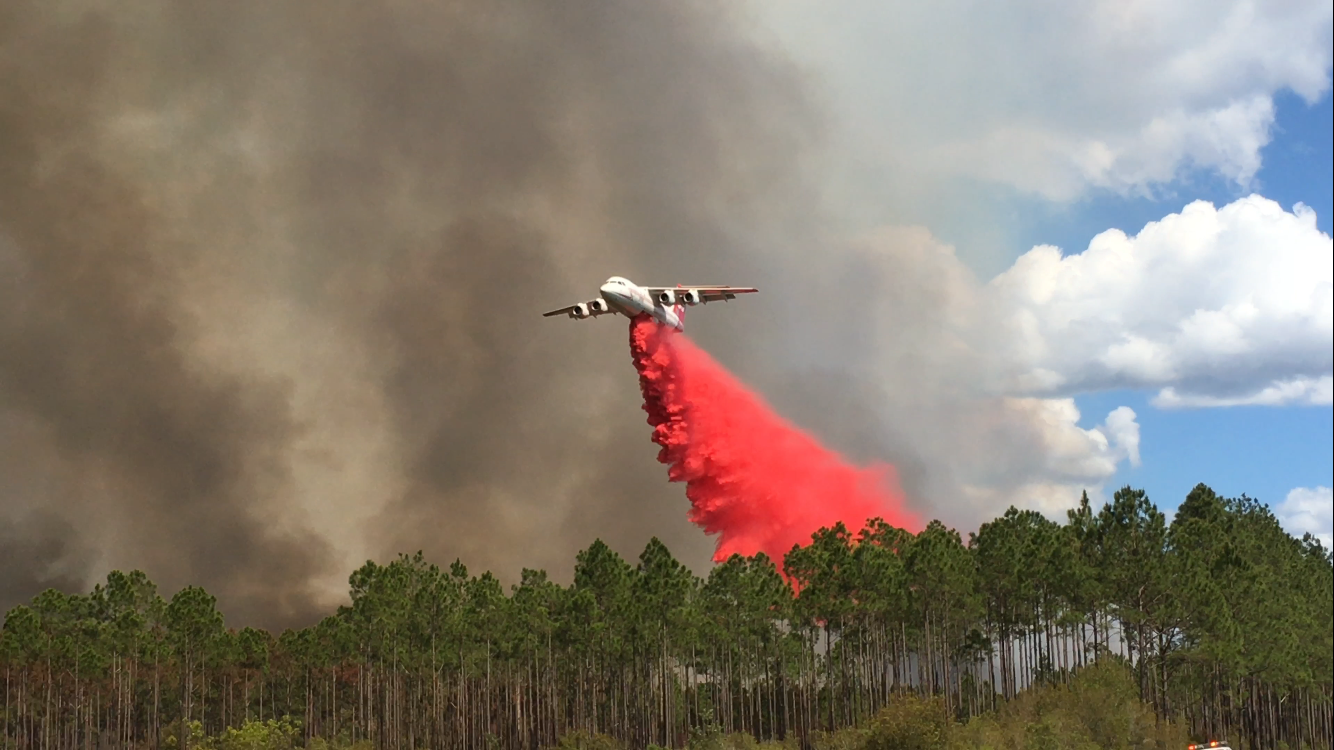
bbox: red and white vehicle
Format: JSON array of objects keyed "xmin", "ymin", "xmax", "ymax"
[{"xmin": 544, "ymin": 276, "xmax": 758, "ymax": 332}]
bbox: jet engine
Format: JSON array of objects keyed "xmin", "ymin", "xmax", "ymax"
[
  {"xmin": 570, "ymin": 303, "xmax": 591, "ymax": 319},
  {"xmin": 589, "ymin": 299, "xmax": 611, "ymax": 313},
  {"xmin": 680, "ymin": 289, "xmax": 703, "ymax": 305},
  {"xmin": 657, "ymin": 289, "xmax": 677, "ymax": 305}
]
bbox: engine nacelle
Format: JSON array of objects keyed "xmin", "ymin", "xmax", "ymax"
[
  {"xmin": 589, "ymin": 299, "xmax": 611, "ymax": 313},
  {"xmin": 570, "ymin": 303, "xmax": 592, "ymax": 319},
  {"xmin": 681, "ymin": 289, "xmax": 703, "ymax": 305},
  {"xmin": 657, "ymin": 289, "xmax": 676, "ymax": 305}
]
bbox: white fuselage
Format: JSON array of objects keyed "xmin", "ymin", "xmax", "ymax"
[{"xmin": 599, "ymin": 277, "xmax": 685, "ymax": 330}]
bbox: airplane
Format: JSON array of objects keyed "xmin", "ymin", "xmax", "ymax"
[{"xmin": 542, "ymin": 276, "xmax": 758, "ymax": 331}]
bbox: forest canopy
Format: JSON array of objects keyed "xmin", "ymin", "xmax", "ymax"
[{"xmin": 2, "ymin": 484, "xmax": 1331, "ymax": 750}]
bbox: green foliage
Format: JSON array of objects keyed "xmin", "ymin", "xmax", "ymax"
[
  {"xmin": 687, "ymin": 707, "xmax": 725, "ymax": 750},
  {"xmin": 305, "ymin": 738, "xmax": 373, "ymax": 750},
  {"xmin": 1, "ymin": 484, "xmax": 1329, "ymax": 750},
  {"xmin": 204, "ymin": 717, "xmax": 302, "ymax": 750},
  {"xmin": 550, "ymin": 730, "xmax": 624, "ymax": 750},
  {"xmin": 162, "ymin": 720, "xmax": 209, "ymax": 750},
  {"xmin": 862, "ymin": 694, "xmax": 953, "ymax": 750},
  {"xmin": 951, "ymin": 661, "xmax": 1192, "ymax": 750},
  {"xmin": 813, "ymin": 728, "xmax": 868, "ymax": 750}
]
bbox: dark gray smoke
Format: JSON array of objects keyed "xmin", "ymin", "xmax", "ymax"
[
  {"xmin": 0, "ymin": 10, "xmax": 334, "ymax": 625},
  {"xmin": 0, "ymin": 509, "xmax": 91, "ymax": 608},
  {"xmin": 0, "ymin": 0, "xmax": 830, "ymax": 627}
]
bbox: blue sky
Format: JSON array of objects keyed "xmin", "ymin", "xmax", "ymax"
[{"xmin": 1076, "ymin": 388, "xmax": 1332, "ymax": 512}]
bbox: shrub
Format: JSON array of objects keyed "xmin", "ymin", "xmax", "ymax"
[
  {"xmin": 861, "ymin": 693, "xmax": 953, "ymax": 750},
  {"xmin": 550, "ymin": 730, "xmax": 624, "ymax": 750},
  {"xmin": 206, "ymin": 717, "xmax": 302, "ymax": 750},
  {"xmin": 950, "ymin": 661, "xmax": 1192, "ymax": 750}
]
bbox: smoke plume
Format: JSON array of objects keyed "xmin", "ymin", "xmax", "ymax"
[
  {"xmin": 0, "ymin": 0, "xmax": 828, "ymax": 626},
  {"xmin": 629, "ymin": 316, "xmax": 919, "ymax": 563}
]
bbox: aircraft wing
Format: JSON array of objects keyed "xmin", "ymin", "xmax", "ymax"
[
  {"xmin": 643, "ymin": 285, "xmax": 758, "ymax": 303},
  {"xmin": 542, "ymin": 300, "xmax": 610, "ymax": 318}
]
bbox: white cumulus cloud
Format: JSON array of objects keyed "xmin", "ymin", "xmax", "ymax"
[
  {"xmin": 984, "ymin": 195, "xmax": 1333, "ymax": 405},
  {"xmin": 779, "ymin": 195, "xmax": 1330, "ymax": 527},
  {"xmin": 736, "ymin": 2, "xmax": 1334, "ymax": 528},
  {"xmin": 1153, "ymin": 375, "xmax": 1333, "ymax": 408},
  {"xmin": 772, "ymin": 227, "xmax": 1143, "ymax": 526},
  {"xmin": 951, "ymin": 400, "xmax": 1141, "ymax": 520},
  {"xmin": 753, "ymin": 0, "xmax": 1333, "ymax": 202},
  {"xmin": 1275, "ymin": 486, "xmax": 1334, "ymax": 548}
]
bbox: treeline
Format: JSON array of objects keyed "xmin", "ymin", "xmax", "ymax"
[{"xmin": 2, "ymin": 484, "xmax": 1331, "ymax": 750}]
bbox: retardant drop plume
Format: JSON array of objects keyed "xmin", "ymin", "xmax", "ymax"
[{"xmin": 629, "ymin": 316, "xmax": 920, "ymax": 564}]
